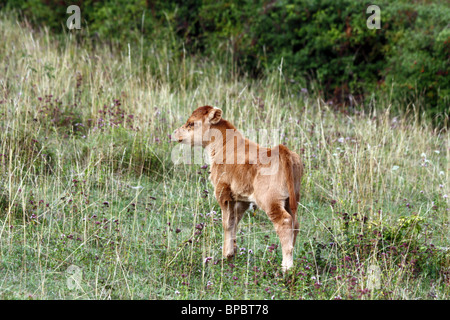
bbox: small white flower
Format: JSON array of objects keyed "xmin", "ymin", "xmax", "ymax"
[{"xmin": 392, "ymin": 165, "xmax": 399, "ymax": 171}]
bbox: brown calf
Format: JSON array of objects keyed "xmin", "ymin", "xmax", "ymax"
[{"xmin": 173, "ymin": 106, "xmax": 303, "ymax": 271}]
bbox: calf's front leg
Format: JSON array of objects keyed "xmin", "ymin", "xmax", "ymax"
[
  {"xmin": 220, "ymin": 201, "xmax": 250, "ymax": 259},
  {"xmin": 215, "ymin": 183, "xmax": 235, "ymax": 259},
  {"xmin": 215, "ymin": 184, "xmax": 251, "ymax": 259}
]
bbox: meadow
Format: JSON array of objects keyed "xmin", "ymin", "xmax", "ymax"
[{"xmin": 0, "ymin": 14, "xmax": 449, "ymax": 300}]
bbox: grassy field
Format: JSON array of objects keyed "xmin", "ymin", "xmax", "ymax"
[{"xmin": 0, "ymin": 15, "xmax": 449, "ymax": 300}]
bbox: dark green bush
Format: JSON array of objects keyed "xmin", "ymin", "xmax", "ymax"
[
  {"xmin": 3, "ymin": 0, "xmax": 449, "ymax": 124},
  {"xmin": 382, "ymin": 3, "xmax": 450, "ymax": 123}
]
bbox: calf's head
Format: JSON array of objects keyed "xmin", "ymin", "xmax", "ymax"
[{"xmin": 172, "ymin": 106, "xmax": 222, "ymax": 147}]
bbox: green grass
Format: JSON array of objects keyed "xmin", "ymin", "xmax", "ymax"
[{"xmin": 0, "ymin": 14, "xmax": 449, "ymax": 300}]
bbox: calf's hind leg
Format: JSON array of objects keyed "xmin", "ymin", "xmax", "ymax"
[
  {"xmin": 285, "ymin": 198, "xmax": 300, "ymax": 252},
  {"xmin": 266, "ymin": 202, "xmax": 295, "ymax": 272}
]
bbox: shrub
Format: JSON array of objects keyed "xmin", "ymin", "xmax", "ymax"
[
  {"xmin": 3, "ymin": 0, "xmax": 449, "ymax": 124},
  {"xmin": 331, "ymin": 211, "xmax": 450, "ymax": 280}
]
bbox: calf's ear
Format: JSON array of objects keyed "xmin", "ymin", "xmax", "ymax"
[{"xmin": 208, "ymin": 107, "xmax": 222, "ymax": 124}]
